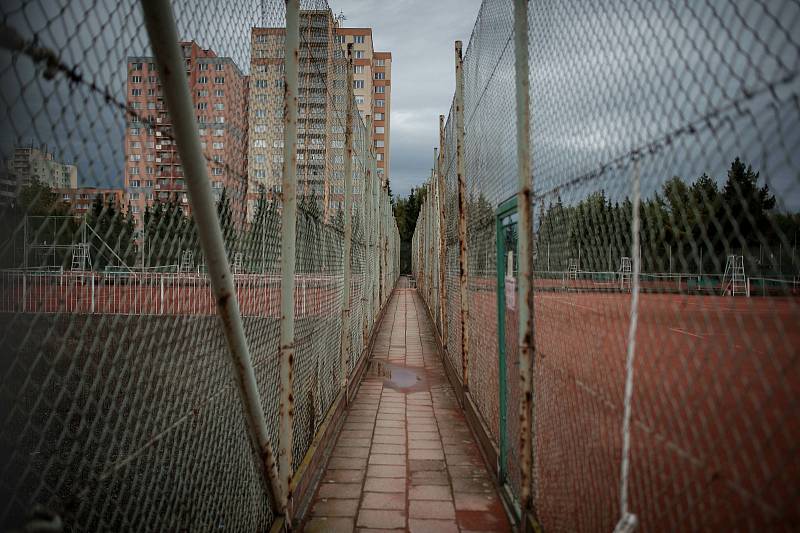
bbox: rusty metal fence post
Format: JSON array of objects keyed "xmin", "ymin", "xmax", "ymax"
[
  {"xmin": 279, "ymin": 0, "xmax": 300, "ymax": 516},
  {"xmin": 138, "ymin": 0, "xmax": 283, "ymax": 515},
  {"xmin": 339, "ymin": 44, "xmax": 354, "ymax": 394},
  {"xmin": 454, "ymin": 40, "xmax": 471, "ymax": 390},
  {"xmin": 514, "ymin": 0, "xmax": 536, "ymax": 520},
  {"xmin": 437, "ymin": 114, "xmax": 449, "ymax": 355}
]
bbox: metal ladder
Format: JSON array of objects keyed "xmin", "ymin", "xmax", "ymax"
[
  {"xmin": 619, "ymin": 256, "xmax": 632, "ymax": 291},
  {"xmin": 71, "ymin": 243, "xmax": 91, "ymax": 271},
  {"xmin": 722, "ymin": 254, "xmax": 747, "ymax": 296},
  {"xmin": 180, "ymin": 250, "xmax": 194, "ymax": 273},
  {"xmin": 567, "ymin": 258, "xmax": 578, "ymax": 280}
]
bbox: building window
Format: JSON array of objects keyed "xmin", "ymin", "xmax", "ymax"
[
  {"xmin": 215, "ymin": 63, "xmax": 224, "ymax": 71},
  {"xmin": 377, "ymin": 153, "xmax": 384, "ymax": 161},
  {"xmin": 199, "ymin": 76, "xmax": 208, "ymax": 83},
  {"xmin": 375, "ymin": 140, "xmax": 384, "ymax": 148},
  {"xmin": 147, "ymin": 88, "xmax": 156, "ymax": 96},
  {"xmin": 375, "ymin": 99, "xmax": 385, "ymax": 107},
  {"xmin": 375, "ymin": 126, "xmax": 384, "ymax": 134},
  {"xmin": 214, "ymin": 76, "xmax": 225, "ymax": 84},
  {"xmin": 129, "ymin": 128, "xmax": 140, "ymax": 136},
  {"xmin": 213, "ymin": 142, "xmax": 224, "ymax": 149},
  {"xmin": 199, "ymin": 63, "xmax": 209, "ymax": 71},
  {"xmin": 214, "ymin": 116, "xmax": 225, "ymax": 124},
  {"xmin": 197, "ymin": 102, "xmax": 208, "ymax": 110},
  {"xmin": 375, "ymin": 86, "xmax": 385, "ymax": 93},
  {"xmin": 131, "ymin": 89, "xmax": 142, "ymax": 96},
  {"xmin": 213, "ymin": 181, "xmax": 223, "ymax": 189},
  {"xmin": 132, "ymin": 62, "xmax": 143, "ymax": 70},
  {"xmin": 197, "ymin": 90, "xmax": 209, "ymax": 97},
  {"xmin": 334, "ymin": 35, "xmax": 344, "ymax": 43},
  {"xmin": 355, "ymin": 51, "xmax": 365, "ymax": 59},
  {"xmin": 255, "ymin": 79, "xmax": 268, "ymax": 88},
  {"xmin": 374, "ymin": 72, "xmax": 385, "ymax": 80},
  {"xmin": 255, "ymin": 155, "xmax": 266, "ymax": 163},
  {"xmin": 130, "ymin": 180, "xmax": 140, "ymax": 187},
  {"xmin": 354, "ymin": 35, "xmax": 365, "ymax": 44},
  {"xmin": 212, "ymin": 168, "xmax": 223, "ymax": 176},
  {"xmin": 213, "ymin": 129, "xmax": 224, "ymax": 136},
  {"xmin": 215, "ymin": 90, "xmax": 224, "ymax": 97},
  {"xmin": 354, "ymin": 80, "xmax": 364, "ymax": 89},
  {"xmin": 354, "ymin": 65, "xmax": 365, "ymax": 74},
  {"xmin": 374, "ymin": 112, "xmax": 384, "ymax": 120},
  {"xmin": 131, "ymin": 75, "xmax": 142, "ymax": 83},
  {"xmin": 148, "ymin": 76, "xmax": 157, "ymax": 83},
  {"xmin": 213, "ymin": 103, "xmax": 224, "ymax": 110},
  {"xmin": 375, "ymin": 59, "xmax": 385, "ymax": 66},
  {"xmin": 130, "ymin": 154, "xmax": 141, "ymax": 161},
  {"xmin": 355, "ymin": 96, "xmax": 364, "ymax": 105}
]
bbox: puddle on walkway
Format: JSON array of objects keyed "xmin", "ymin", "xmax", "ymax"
[{"xmin": 367, "ymin": 360, "xmax": 426, "ymax": 393}]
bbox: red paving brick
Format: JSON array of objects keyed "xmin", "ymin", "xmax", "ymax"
[{"xmin": 301, "ymin": 289, "xmax": 511, "ymax": 532}]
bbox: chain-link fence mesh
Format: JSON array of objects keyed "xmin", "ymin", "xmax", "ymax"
[
  {"xmin": 0, "ymin": 0, "xmax": 399, "ymax": 529},
  {"xmin": 413, "ymin": 0, "xmax": 799, "ymax": 530}
]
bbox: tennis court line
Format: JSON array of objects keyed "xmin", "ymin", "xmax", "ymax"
[{"xmin": 669, "ymin": 327, "xmax": 704, "ymax": 338}]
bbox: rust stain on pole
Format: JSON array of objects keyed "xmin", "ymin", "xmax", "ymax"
[{"xmin": 454, "ymin": 40, "xmax": 471, "ymax": 390}]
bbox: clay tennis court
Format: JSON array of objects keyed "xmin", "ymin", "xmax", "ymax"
[
  {"xmin": 0, "ymin": 272, "xmax": 354, "ymax": 317},
  {"xmin": 467, "ymin": 285, "xmax": 799, "ymax": 531}
]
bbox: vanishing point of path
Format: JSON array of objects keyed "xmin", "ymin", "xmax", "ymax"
[{"xmin": 302, "ymin": 282, "xmax": 512, "ymax": 532}]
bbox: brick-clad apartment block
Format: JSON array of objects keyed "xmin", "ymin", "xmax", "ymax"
[
  {"xmin": 335, "ymin": 28, "xmax": 392, "ymax": 185},
  {"xmin": 124, "ymin": 41, "xmax": 248, "ymax": 230}
]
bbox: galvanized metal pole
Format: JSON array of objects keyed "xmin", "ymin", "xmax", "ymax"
[
  {"xmin": 513, "ymin": 0, "xmax": 536, "ymax": 516},
  {"xmin": 278, "ymin": 0, "xmax": 300, "ymax": 515},
  {"xmin": 437, "ymin": 114, "xmax": 449, "ymax": 354},
  {"xmin": 138, "ymin": 0, "xmax": 283, "ymax": 514},
  {"xmin": 454, "ymin": 40, "xmax": 471, "ymax": 389},
  {"xmin": 339, "ymin": 44, "xmax": 355, "ymax": 393}
]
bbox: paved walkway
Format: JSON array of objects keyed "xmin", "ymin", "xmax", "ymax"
[{"xmin": 302, "ymin": 286, "xmax": 511, "ymax": 532}]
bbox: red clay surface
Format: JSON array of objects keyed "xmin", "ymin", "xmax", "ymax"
[
  {"xmin": 465, "ymin": 286, "xmax": 799, "ymax": 531},
  {"xmin": 0, "ymin": 274, "xmax": 348, "ymax": 316}
]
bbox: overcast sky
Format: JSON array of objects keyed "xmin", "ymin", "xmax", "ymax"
[{"xmin": 329, "ymin": 0, "xmax": 482, "ymax": 198}]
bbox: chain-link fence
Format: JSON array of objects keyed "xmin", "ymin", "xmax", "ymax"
[
  {"xmin": 0, "ymin": 0, "xmax": 398, "ymax": 529},
  {"xmin": 413, "ymin": 0, "xmax": 799, "ymax": 530}
]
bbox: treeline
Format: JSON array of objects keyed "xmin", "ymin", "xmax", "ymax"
[
  {"xmin": 393, "ymin": 186, "xmax": 426, "ymax": 274},
  {"xmin": 536, "ymin": 158, "xmax": 798, "ymax": 276}
]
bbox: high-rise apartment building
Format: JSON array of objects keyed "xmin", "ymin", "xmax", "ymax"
[
  {"xmin": 124, "ymin": 41, "xmax": 248, "ymax": 229},
  {"xmin": 248, "ymin": 10, "xmax": 347, "ymax": 221},
  {"xmin": 335, "ymin": 28, "xmax": 391, "ymax": 184},
  {"xmin": 1, "ymin": 144, "xmax": 78, "ymax": 206}
]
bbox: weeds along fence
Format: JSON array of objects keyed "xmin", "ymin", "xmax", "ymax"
[
  {"xmin": 413, "ymin": 0, "xmax": 800, "ymax": 531},
  {"xmin": 0, "ymin": 0, "xmax": 398, "ymax": 529}
]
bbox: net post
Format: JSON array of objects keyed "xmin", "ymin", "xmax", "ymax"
[{"xmin": 454, "ymin": 39, "xmax": 470, "ymax": 390}]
